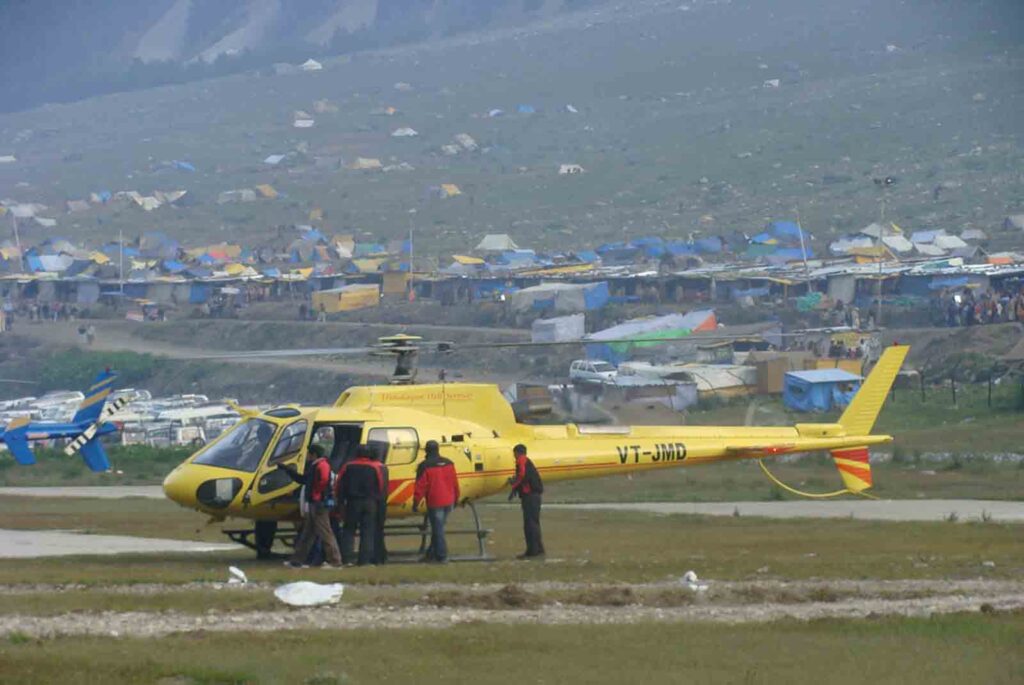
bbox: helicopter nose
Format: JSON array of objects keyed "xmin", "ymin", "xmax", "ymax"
[{"xmin": 162, "ymin": 467, "xmax": 194, "ymax": 508}]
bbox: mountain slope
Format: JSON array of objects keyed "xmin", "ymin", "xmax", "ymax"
[{"xmin": 0, "ymin": 0, "xmax": 1021, "ymax": 256}]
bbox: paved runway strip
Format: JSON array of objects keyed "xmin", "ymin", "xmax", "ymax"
[
  {"xmin": 0, "ymin": 528, "xmax": 237, "ymax": 558},
  {"xmin": 548, "ymin": 499, "xmax": 1024, "ymax": 523}
]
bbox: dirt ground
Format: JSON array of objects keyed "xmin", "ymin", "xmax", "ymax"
[{"xmin": 1, "ymin": 579, "xmax": 1022, "ymax": 637}]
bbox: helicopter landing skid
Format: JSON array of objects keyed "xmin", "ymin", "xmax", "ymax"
[
  {"xmin": 384, "ymin": 500, "xmax": 494, "ymax": 563},
  {"xmin": 223, "ymin": 502, "xmax": 493, "ymax": 562},
  {"xmin": 223, "ymin": 522, "xmax": 297, "ymax": 560}
]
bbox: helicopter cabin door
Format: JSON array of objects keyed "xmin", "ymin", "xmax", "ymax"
[{"xmin": 244, "ymin": 418, "xmax": 313, "ymax": 512}]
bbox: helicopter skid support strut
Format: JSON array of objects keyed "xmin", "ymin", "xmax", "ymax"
[
  {"xmin": 223, "ymin": 502, "xmax": 493, "ymax": 562},
  {"xmin": 384, "ymin": 500, "xmax": 494, "ymax": 563}
]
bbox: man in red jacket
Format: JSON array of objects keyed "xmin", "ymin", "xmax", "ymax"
[
  {"xmin": 282, "ymin": 444, "xmax": 342, "ymax": 568},
  {"xmin": 412, "ymin": 440, "xmax": 460, "ymax": 563},
  {"xmin": 508, "ymin": 443, "xmax": 545, "ymax": 559}
]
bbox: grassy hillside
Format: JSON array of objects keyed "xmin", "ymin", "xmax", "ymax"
[{"xmin": 1, "ymin": 0, "xmax": 1021, "ymax": 258}]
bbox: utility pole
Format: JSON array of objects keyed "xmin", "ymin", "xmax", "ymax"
[
  {"xmin": 118, "ymin": 229, "xmax": 124, "ymax": 295},
  {"xmin": 10, "ymin": 213, "xmax": 22, "ymax": 273},
  {"xmin": 875, "ymin": 195, "xmax": 886, "ymax": 329},
  {"xmin": 407, "ymin": 226, "xmax": 414, "ymax": 302},
  {"xmin": 795, "ymin": 207, "xmax": 811, "ymax": 284}
]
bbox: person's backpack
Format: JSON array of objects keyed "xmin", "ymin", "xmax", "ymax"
[{"xmin": 525, "ymin": 458, "xmax": 544, "ymax": 494}]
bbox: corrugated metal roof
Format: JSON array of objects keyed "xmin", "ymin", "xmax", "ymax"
[{"xmin": 786, "ymin": 369, "xmax": 862, "ymax": 383}]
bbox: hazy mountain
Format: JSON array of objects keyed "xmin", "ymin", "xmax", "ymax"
[{"xmin": 0, "ymin": 0, "xmax": 591, "ymax": 112}]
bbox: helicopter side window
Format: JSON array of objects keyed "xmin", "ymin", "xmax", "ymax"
[
  {"xmin": 366, "ymin": 427, "xmax": 419, "ymax": 466},
  {"xmin": 268, "ymin": 421, "xmax": 308, "ymax": 466},
  {"xmin": 193, "ymin": 419, "xmax": 276, "ymax": 473}
]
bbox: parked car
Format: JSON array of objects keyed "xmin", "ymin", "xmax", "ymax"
[{"xmin": 569, "ymin": 359, "xmax": 618, "ymax": 384}]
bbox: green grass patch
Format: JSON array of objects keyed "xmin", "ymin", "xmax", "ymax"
[
  {"xmin": 0, "ymin": 500, "xmax": 1021, "ymax": 586},
  {"xmin": 0, "ymin": 614, "xmax": 1021, "ymax": 684}
]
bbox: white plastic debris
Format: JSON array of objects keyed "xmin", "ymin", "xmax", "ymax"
[
  {"xmin": 228, "ymin": 566, "xmax": 248, "ymax": 585},
  {"xmin": 681, "ymin": 570, "xmax": 709, "ymax": 592},
  {"xmin": 274, "ymin": 581, "xmax": 345, "ymax": 607}
]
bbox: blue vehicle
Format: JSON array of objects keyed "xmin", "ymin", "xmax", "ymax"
[{"xmin": 2, "ymin": 369, "xmax": 128, "ymax": 472}]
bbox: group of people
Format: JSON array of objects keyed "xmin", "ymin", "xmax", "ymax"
[
  {"xmin": 939, "ymin": 287, "xmax": 1024, "ymax": 327},
  {"xmin": 297, "ymin": 302, "xmax": 328, "ymax": 323},
  {"xmin": 282, "ymin": 441, "xmax": 544, "ymax": 568},
  {"xmin": 829, "ymin": 300, "xmax": 873, "ymax": 331}
]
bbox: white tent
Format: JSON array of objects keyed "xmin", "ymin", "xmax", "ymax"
[
  {"xmin": 881, "ymin": 235, "xmax": 914, "ymax": 253},
  {"xmin": 961, "ymin": 228, "xmax": 988, "ymax": 241},
  {"xmin": 914, "ymin": 243, "xmax": 946, "ymax": 256},
  {"xmin": 264, "ymin": 154, "xmax": 286, "ymax": 165},
  {"xmin": 300, "ymin": 59, "xmax": 323, "ymax": 71},
  {"xmin": 391, "ymin": 127, "xmax": 418, "ymax": 137},
  {"xmin": 934, "ymin": 234, "xmax": 967, "ymax": 250},
  {"xmin": 531, "ymin": 314, "xmax": 585, "ymax": 343},
  {"xmin": 475, "ymin": 234, "xmax": 518, "ymax": 251},
  {"xmin": 454, "ymin": 133, "xmax": 477, "ymax": 151}
]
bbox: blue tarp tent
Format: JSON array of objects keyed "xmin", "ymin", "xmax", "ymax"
[
  {"xmin": 189, "ymin": 283, "xmax": 211, "ymax": 304},
  {"xmin": 929, "ymin": 276, "xmax": 969, "ymax": 290},
  {"xmin": 693, "ymin": 237, "xmax": 723, "ymax": 254},
  {"xmin": 783, "ymin": 369, "xmax": 862, "ymax": 413},
  {"xmin": 517, "ymin": 104, "xmax": 536, "ymax": 114},
  {"xmin": 666, "ymin": 242, "xmax": 696, "ymax": 256},
  {"xmin": 770, "ymin": 221, "xmax": 803, "ymax": 240}
]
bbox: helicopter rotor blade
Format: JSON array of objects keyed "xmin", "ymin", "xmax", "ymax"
[{"xmin": 185, "ymin": 347, "xmax": 378, "ymax": 360}]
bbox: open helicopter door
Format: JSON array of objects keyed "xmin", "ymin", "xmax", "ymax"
[{"xmin": 243, "ymin": 418, "xmax": 314, "ymax": 513}]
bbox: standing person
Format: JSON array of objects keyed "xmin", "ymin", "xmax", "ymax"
[
  {"xmin": 317, "ymin": 302, "xmax": 327, "ymax": 323},
  {"xmin": 336, "ymin": 445, "xmax": 386, "ymax": 566},
  {"xmin": 280, "ymin": 445, "xmax": 342, "ymax": 569},
  {"xmin": 412, "ymin": 440, "xmax": 460, "ymax": 563},
  {"xmin": 508, "ymin": 444, "xmax": 545, "ymax": 560},
  {"xmin": 86, "ymin": 323, "xmax": 96, "ymax": 346}
]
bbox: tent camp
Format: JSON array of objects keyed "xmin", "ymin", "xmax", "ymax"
[
  {"xmin": 585, "ymin": 310, "xmax": 717, "ymax": 363},
  {"xmin": 311, "ymin": 283, "xmax": 380, "ymax": 313},
  {"xmin": 531, "ymin": 313, "xmax": 586, "ymax": 343},
  {"xmin": 511, "ymin": 282, "xmax": 609, "ymax": 314},
  {"xmin": 475, "ymin": 234, "xmax": 518, "ymax": 252},
  {"xmin": 783, "ymin": 369, "xmax": 862, "ymax": 413}
]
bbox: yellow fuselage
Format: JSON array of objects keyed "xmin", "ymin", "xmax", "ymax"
[{"xmin": 162, "ymin": 382, "xmax": 891, "ymax": 523}]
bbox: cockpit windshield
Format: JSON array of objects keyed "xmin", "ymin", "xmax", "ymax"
[{"xmin": 193, "ymin": 419, "xmax": 276, "ymax": 472}]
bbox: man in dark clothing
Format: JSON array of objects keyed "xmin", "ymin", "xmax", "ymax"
[
  {"xmin": 335, "ymin": 445, "xmax": 386, "ymax": 566},
  {"xmin": 412, "ymin": 440, "xmax": 460, "ymax": 563},
  {"xmin": 508, "ymin": 443, "xmax": 545, "ymax": 559},
  {"xmin": 281, "ymin": 444, "xmax": 342, "ymax": 568}
]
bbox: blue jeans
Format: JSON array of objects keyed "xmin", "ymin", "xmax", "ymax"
[{"xmin": 427, "ymin": 506, "xmax": 451, "ymax": 561}]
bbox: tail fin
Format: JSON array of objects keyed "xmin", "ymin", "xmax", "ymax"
[
  {"xmin": 72, "ymin": 369, "xmax": 118, "ymax": 424},
  {"xmin": 837, "ymin": 345, "xmax": 909, "ymax": 437},
  {"xmin": 78, "ymin": 437, "xmax": 111, "ymax": 472},
  {"xmin": 830, "ymin": 447, "xmax": 872, "ymax": 493},
  {"xmin": 828, "ymin": 344, "xmax": 909, "ymax": 495},
  {"xmin": 3, "ymin": 417, "xmax": 35, "ymax": 465}
]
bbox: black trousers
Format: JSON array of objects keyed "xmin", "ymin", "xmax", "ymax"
[
  {"xmin": 375, "ymin": 499, "xmax": 388, "ymax": 564},
  {"xmin": 521, "ymin": 493, "xmax": 544, "ymax": 556},
  {"xmin": 341, "ymin": 498, "xmax": 378, "ymax": 565}
]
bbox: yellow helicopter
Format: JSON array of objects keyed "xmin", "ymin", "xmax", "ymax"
[{"xmin": 161, "ymin": 335, "xmax": 909, "ymax": 558}]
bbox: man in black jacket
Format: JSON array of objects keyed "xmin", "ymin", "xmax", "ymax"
[
  {"xmin": 507, "ymin": 443, "xmax": 545, "ymax": 559},
  {"xmin": 335, "ymin": 445, "xmax": 386, "ymax": 566}
]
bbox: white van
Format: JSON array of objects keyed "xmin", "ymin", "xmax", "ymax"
[{"xmin": 569, "ymin": 359, "xmax": 618, "ymax": 384}]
